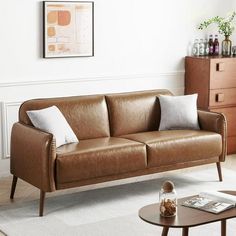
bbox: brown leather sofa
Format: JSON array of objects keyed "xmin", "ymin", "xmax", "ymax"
[{"xmin": 10, "ymin": 89, "xmax": 227, "ymax": 216}]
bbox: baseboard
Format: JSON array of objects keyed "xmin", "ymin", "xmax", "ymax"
[{"xmin": 0, "ymin": 158, "xmax": 10, "ymax": 177}]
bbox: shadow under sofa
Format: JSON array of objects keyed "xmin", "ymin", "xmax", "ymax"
[{"xmin": 10, "ymin": 89, "xmax": 227, "ymax": 216}]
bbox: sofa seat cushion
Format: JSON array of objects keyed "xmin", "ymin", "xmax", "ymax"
[
  {"xmin": 56, "ymin": 137, "xmax": 147, "ymax": 184},
  {"xmin": 120, "ymin": 130, "xmax": 222, "ymax": 167}
]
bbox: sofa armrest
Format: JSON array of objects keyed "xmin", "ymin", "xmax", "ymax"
[
  {"xmin": 10, "ymin": 122, "xmax": 56, "ymax": 192},
  {"xmin": 198, "ymin": 110, "xmax": 227, "ymax": 162}
]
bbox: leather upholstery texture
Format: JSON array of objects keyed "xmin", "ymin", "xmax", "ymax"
[
  {"xmin": 120, "ymin": 130, "xmax": 222, "ymax": 167},
  {"xmin": 106, "ymin": 90, "xmax": 172, "ymax": 136},
  {"xmin": 10, "ymin": 89, "xmax": 227, "ymax": 193},
  {"xmin": 56, "ymin": 137, "xmax": 146, "ymax": 185},
  {"xmin": 198, "ymin": 110, "xmax": 227, "ymax": 161},
  {"xmin": 57, "ymin": 157, "xmax": 219, "ymax": 190},
  {"xmin": 10, "ymin": 123, "xmax": 56, "ymax": 192},
  {"xmin": 19, "ymin": 95, "xmax": 110, "ymax": 140}
]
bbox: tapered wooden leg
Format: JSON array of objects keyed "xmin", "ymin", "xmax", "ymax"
[
  {"xmin": 182, "ymin": 227, "xmax": 189, "ymax": 236},
  {"xmin": 161, "ymin": 226, "xmax": 169, "ymax": 236},
  {"xmin": 221, "ymin": 220, "xmax": 226, "ymax": 236},
  {"xmin": 39, "ymin": 190, "xmax": 46, "ymax": 217},
  {"xmin": 216, "ymin": 162, "xmax": 223, "ymax": 182},
  {"xmin": 10, "ymin": 176, "xmax": 18, "ymax": 199}
]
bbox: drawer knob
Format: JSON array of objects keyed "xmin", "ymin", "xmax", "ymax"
[
  {"xmin": 216, "ymin": 62, "xmax": 225, "ymax": 72},
  {"xmin": 216, "ymin": 93, "xmax": 224, "ymax": 102}
]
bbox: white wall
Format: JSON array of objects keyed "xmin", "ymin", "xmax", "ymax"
[
  {"xmin": 0, "ymin": 0, "xmax": 234, "ymax": 176},
  {"xmin": 230, "ymin": 0, "xmax": 236, "ymax": 40}
]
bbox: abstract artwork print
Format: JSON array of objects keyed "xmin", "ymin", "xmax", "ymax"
[{"xmin": 43, "ymin": 1, "xmax": 94, "ymax": 58}]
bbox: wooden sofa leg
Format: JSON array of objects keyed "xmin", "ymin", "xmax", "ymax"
[
  {"xmin": 39, "ymin": 190, "xmax": 46, "ymax": 217},
  {"xmin": 216, "ymin": 162, "xmax": 223, "ymax": 182},
  {"xmin": 10, "ymin": 176, "xmax": 18, "ymax": 199}
]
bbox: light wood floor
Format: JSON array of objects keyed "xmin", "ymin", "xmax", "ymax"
[{"xmin": 0, "ymin": 155, "xmax": 236, "ymax": 235}]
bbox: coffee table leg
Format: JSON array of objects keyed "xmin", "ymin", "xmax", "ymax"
[
  {"xmin": 221, "ymin": 220, "xmax": 226, "ymax": 236},
  {"xmin": 182, "ymin": 227, "xmax": 189, "ymax": 236},
  {"xmin": 161, "ymin": 226, "xmax": 169, "ymax": 236}
]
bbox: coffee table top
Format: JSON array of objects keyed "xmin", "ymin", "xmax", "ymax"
[{"xmin": 139, "ymin": 191, "xmax": 236, "ymax": 228}]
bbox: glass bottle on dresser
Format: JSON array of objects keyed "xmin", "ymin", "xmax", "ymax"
[
  {"xmin": 213, "ymin": 35, "xmax": 219, "ymax": 56},
  {"xmin": 204, "ymin": 38, "xmax": 209, "ymax": 56},
  {"xmin": 192, "ymin": 39, "xmax": 199, "ymax": 56},
  {"xmin": 199, "ymin": 39, "xmax": 205, "ymax": 56},
  {"xmin": 208, "ymin": 35, "xmax": 214, "ymax": 56}
]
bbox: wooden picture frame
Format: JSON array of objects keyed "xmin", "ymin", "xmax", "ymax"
[{"xmin": 43, "ymin": 1, "xmax": 94, "ymax": 58}]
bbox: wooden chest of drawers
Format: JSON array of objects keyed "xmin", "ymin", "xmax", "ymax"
[{"xmin": 185, "ymin": 56, "xmax": 236, "ymax": 154}]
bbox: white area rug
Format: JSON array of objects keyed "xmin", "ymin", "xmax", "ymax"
[{"xmin": 1, "ymin": 166, "xmax": 236, "ymax": 236}]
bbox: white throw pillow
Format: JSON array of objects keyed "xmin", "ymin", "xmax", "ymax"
[
  {"xmin": 27, "ymin": 106, "xmax": 79, "ymax": 147},
  {"xmin": 158, "ymin": 94, "xmax": 200, "ymax": 130}
]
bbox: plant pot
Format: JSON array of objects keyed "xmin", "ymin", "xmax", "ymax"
[{"xmin": 222, "ymin": 36, "xmax": 232, "ymax": 56}]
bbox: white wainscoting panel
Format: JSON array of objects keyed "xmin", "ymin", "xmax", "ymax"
[{"xmin": 1, "ymin": 102, "xmax": 21, "ymax": 158}]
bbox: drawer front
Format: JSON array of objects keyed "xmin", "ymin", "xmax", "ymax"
[
  {"xmin": 210, "ymin": 59, "xmax": 236, "ymax": 89},
  {"xmin": 211, "ymin": 107, "xmax": 236, "ymax": 137},
  {"xmin": 209, "ymin": 88, "xmax": 236, "ymax": 107}
]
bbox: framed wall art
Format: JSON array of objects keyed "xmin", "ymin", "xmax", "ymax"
[{"xmin": 43, "ymin": 1, "xmax": 94, "ymax": 58}]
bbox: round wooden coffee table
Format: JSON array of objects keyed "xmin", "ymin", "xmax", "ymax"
[{"xmin": 139, "ymin": 191, "xmax": 236, "ymax": 236}]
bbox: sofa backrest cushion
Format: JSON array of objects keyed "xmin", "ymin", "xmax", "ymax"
[
  {"xmin": 19, "ymin": 95, "xmax": 110, "ymax": 140},
  {"xmin": 106, "ymin": 89, "xmax": 172, "ymax": 136}
]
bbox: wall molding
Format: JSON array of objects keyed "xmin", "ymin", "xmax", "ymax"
[
  {"xmin": 1, "ymin": 102, "xmax": 21, "ymax": 159},
  {"xmin": 1, "ymin": 102, "xmax": 7, "ymax": 159},
  {"xmin": 0, "ymin": 71, "xmax": 184, "ymax": 88}
]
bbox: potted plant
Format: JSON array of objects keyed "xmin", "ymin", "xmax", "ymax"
[{"xmin": 199, "ymin": 11, "xmax": 236, "ymax": 56}]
